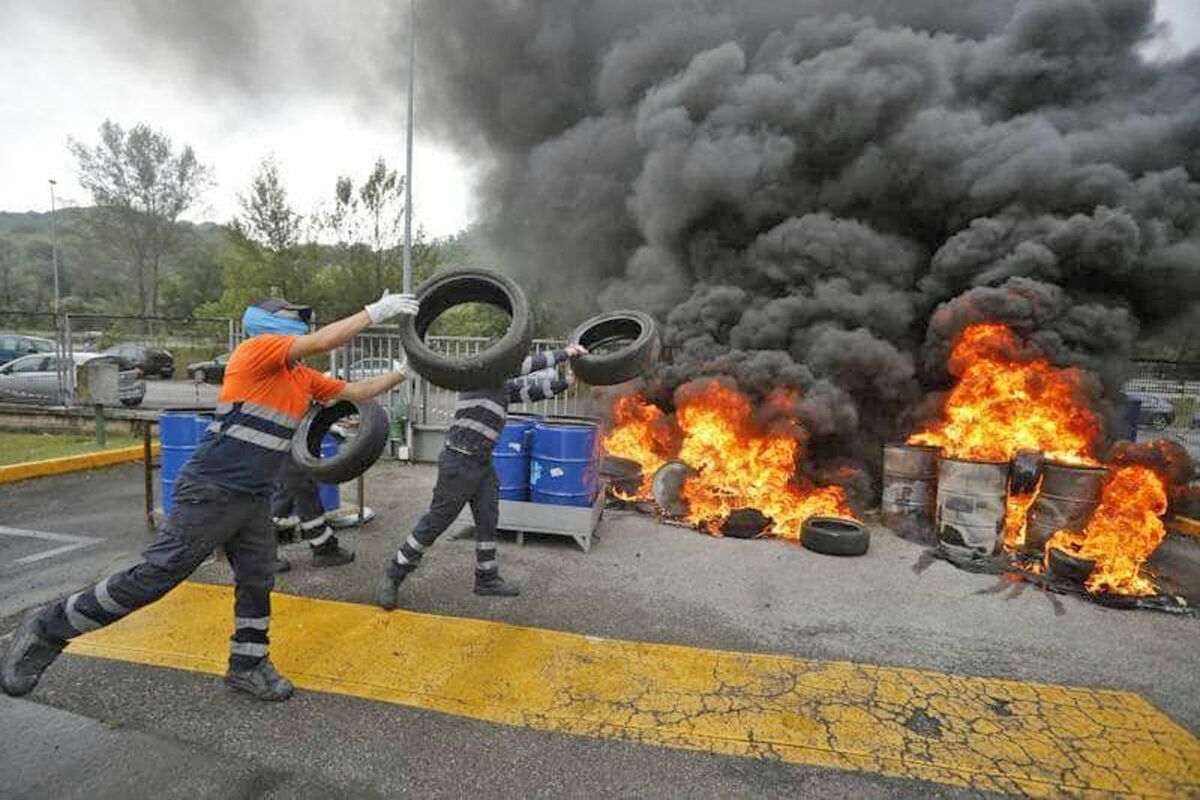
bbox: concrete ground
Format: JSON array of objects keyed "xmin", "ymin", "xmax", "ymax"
[{"xmin": 1, "ymin": 460, "xmax": 1198, "ymax": 798}]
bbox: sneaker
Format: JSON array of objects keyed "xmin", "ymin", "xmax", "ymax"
[
  {"xmin": 1, "ymin": 608, "xmax": 66, "ymax": 697},
  {"xmin": 311, "ymin": 542, "xmax": 355, "ymax": 568},
  {"xmin": 272, "ymin": 516, "xmax": 300, "ymax": 531},
  {"xmin": 224, "ymin": 658, "xmax": 294, "ymax": 701},
  {"xmin": 375, "ymin": 571, "xmax": 407, "ymax": 610},
  {"xmin": 474, "ymin": 574, "xmax": 521, "ymax": 597}
]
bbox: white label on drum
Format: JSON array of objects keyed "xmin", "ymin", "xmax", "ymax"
[
  {"xmin": 550, "ymin": 467, "xmax": 565, "ymax": 478},
  {"xmin": 508, "ymin": 442, "xmax": 522, "ymax": 452}
]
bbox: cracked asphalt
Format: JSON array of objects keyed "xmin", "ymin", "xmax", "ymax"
[{"xmin": 2, "ymin": 460, "xmax": 1198, "ymax": 798}]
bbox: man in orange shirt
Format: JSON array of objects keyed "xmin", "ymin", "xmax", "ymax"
[{"xmin": 1, "ymin": 291, "xmax": 417, "ymax": 702}]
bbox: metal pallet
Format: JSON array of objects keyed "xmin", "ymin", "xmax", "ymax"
[{"xmin": 455, "ymin": 490, "xmax": 605, "ymax": 553}]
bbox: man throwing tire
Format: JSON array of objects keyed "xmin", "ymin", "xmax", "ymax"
[
  {"xmin": 1, "ymin": 291, "xmax": 417, "ymax": 702},
  {"xmin": 376, "ymin": 346, "xmax": 586, "ymax": 608}
]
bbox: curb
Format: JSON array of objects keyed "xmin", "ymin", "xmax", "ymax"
[{"xmin": 0, "ymin": 443, "xmax": 160, "ymax": 484}]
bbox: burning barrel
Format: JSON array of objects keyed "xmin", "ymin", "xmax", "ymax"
[
  {"xmin": 1023, "ymin": 462, "xmax": 1107, "ymax": 555},
  {"xmin": 881, "ymin": 443, "xmax": 940, "ymax": 540},
  {"xmin": 934, "ymin": 457, "xmax": 1009, "ymax": 557}
]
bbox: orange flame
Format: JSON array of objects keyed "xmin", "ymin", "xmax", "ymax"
[
  {"xmin": 1003, "ymin": 477, "xmax": 1042, "ymax": 551},
  {"xmin": 909, "ymin": 323, "xmax": 1102, "ymax": 466},
  {"xmin": 1045, "ymin": 465, "xmax": 1168, "ymax": 596},
  {"xmin": 603, "ymin": 382, "xmax": 852, "ymax": 538},
  {"xmin": 604, "ymin": 394, "xmax": 674, "ymax": 497}
]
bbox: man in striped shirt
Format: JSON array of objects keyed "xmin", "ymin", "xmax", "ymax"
[
  {"xmin": 2, "ymin": 291, "xmax": 418, "ymax": 702},
  {"xmin": 376, "ymin": 344, "xmax": 586, "ymax": 608}
]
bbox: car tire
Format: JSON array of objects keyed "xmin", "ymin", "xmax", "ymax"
[
  {"xmin": 568, "ymin": 310, "xmax": 661, "ymax": 386},
  {"xmin": 121, "ymin": 398, "xmax": 142, "ymax": 407},
  {"xmin": 291, "ymin": 399, "xmax": 390, "ymax": 484},
  {"xmin": 399, "ymin": 268, "xmax": 533, "ymax": 390},
  {"xmin": 801, "ymin": 517, "xmax": 869, "ymax": 556},
  {"xmin": 162, "ymin": 369, "xmax": 174, "ymax": 379}
]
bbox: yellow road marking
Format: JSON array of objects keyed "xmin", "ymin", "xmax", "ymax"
[
  {"xmin": 68, "ymin": 582, "xmax": 1200, "ymax": 798},
  {"xmin": 0, "ymin": 443, "xmax": 159, "ymax": 484}
]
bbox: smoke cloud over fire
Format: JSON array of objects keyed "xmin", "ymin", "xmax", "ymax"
[{"xmin": 418, "ymin": 0, "xmax": 1197, "ymax": 432}]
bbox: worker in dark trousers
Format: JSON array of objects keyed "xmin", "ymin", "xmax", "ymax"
[
  {"xmin": 1, "ymin": 290, "xmax": 418, "ymax": 702},
  {"xmin": 269, "ymin": 454, "xmax": 352, "ymax": 571},
  {"xmin": 375, "ymin": 345, "xmax": 586, "ymax": 608}
]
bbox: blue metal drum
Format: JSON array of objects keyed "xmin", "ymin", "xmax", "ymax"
[
  {"xmin": 318, "ymin": 434, "xmax": 341, "ymax": 512},
  {"xmin": 493, "ymin": 412, "xmax": 541, "ymax": 501},
  {"xmin": 160, "ymin": 411, "xmax": 201, "ymax": 513},
  {"xmin": 194, "ymin": 414, "xmax": 213, "ymax": 444},
  {"xmin": 530, "ymin": 417, "xmax": 601, "ymax": 507}
]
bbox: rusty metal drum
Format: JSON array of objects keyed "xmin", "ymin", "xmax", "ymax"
[
  {"xmin": 882, "ymin": 443, "xmax": 940, "ymax": 541},
  {"xmin": 934, "ymin": 457, "xmax": 1009, "ymax": 557},
  {"xmin": 1023, "ymin": 463, "xmax": 1107, "ymax": 555}
]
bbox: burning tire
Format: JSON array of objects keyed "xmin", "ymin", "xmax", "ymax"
[
  {"xmin": 292, "ymin": 399, "xmax": 390, "ymax": 484},
  {"xmin": 400, "ymin": 268, "xmax": 533, "ymax": 390},
  {"xmin": 568, "ymin": 310, "xmax": 661, "ymax": 386},
  {"xmin": 801, "ymin": 517, "xmax": 869, "ymax": 556}
]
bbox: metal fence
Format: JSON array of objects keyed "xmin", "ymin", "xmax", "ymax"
[
  {"xmin": 1123, "ymin": 359, "xmax": 1200, "ymax": 464},
  {"xmin": 1, "ymin": 310, "xmax": 234, "ymax": 407},
  {"xmin": 331, "ymin": 332, "xmax": 596, "ymax": 424}
]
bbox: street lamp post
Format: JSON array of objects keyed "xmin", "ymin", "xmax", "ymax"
[
  {"xmin": 48, "ymin": 179, "xmax": 61, "ymax": 313},
  {"xmin": 48, "ymin": 179, "xmax": 67, "ymax": 404},
  {"xmin": 402, "ymin": 0, "xmax": 415, "ymax": 295}
]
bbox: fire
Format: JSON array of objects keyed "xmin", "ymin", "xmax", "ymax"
[
  {"xmin": 909, "ymin": 323, "xmax": 1102, "ymax": 466},
  {"xmin": 604, "ymin": 394, "xmax": 674, "ymax": 497},
  {"xmin": 1045, "ymin": 466, "xmax": 1168, "ymax": 596},
  {"xmin": 603, "ymin": 382, "xmax": 852, "ymax": 539},
  {"xmin": 1002, "ymin": 480, "xmax": 1041, "ymax": 551}
]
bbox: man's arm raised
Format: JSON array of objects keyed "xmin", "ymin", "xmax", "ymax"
[{"xmin": 287, "ymin": 291, "xmax": 419, "ymax": 362}]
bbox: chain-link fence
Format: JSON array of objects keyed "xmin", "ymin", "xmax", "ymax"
[{"xmin": 1123, "ymin": 359, "xmax": 1200, "ymax": 465}]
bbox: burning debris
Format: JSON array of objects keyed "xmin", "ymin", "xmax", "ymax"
[
  {"xmin": 903, "ymin": 323, "xmax": 1192, "ymax": 605},
  {"xmin": 605, "ymin": 380, "xmax": 855, "ymax": 540}
]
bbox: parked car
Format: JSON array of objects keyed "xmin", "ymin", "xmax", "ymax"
[
  {"xmin": 187, "ymin": 353, "xmax": 230, "ymax": 384},
  {"xmin": 1127, "ymin": 392, "xmax": 1176, "ymax": 429},
  {"xmin": 0, "ymin": 352, "xmax": 146, "ymax": 406},
  {"xmin": 0, "ymin": 334, "xmax": 56, "ymax": 366},
  {"xmin": 103, "ymin": 343, "xmax": 175, "ymax": 378},
  {"xmin": 327, "ymin": 357, "xmax": 406, "ymax": 382}
]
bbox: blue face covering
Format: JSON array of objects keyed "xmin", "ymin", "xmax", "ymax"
[{"xmin": 242, "ymin": 305, "xmax": 310, "ymax": 337}]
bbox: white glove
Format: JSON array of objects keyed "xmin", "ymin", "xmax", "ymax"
[{"xmin": 365, "ymin": 290, "xmax": 419, "ymax": 324}]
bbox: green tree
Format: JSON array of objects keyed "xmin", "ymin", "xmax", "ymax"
[
  {"xmin": 204, "ymin": 158, "xmax": 318, "ymax": 316},
  {"xmin": 70, "ymin": 120, "xmax": 212, "ymax": 316}
]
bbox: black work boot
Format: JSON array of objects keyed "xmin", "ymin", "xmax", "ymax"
[
  {"xmin": 374, "ymin": 567, "xmax": 410, "ymax": 610},
  {"xmin": 311, "ymin": 537, "xmax": 355, "ymax": 568},
  {"xmin": 224, "ymin": 658, "xmax": 294, "ymax": 701},
  {"xmin": 1, "ymin": 608, "xmax": 66, "ymax": 697},
  {"xmin": 474, "ymin": 573, "xmax": 521, "ymax": 597}
]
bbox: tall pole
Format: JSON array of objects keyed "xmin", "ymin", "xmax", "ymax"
[
  {"xmin": 402, "ymin": 0, "xmax": 416, "ymax": 295},
  {"xmin": 48, "ymin": 179, "xmax": 61, "ymax": 313}
]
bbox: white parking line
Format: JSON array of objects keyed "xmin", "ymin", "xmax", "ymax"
[{"xmin": 0, "ymin": 526, "xmax": 102, "ymax": 565}]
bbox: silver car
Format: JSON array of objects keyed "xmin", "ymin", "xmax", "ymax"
[{"xmin": 0, "ymin": 352, "xmax": 146, "ymax": 406}]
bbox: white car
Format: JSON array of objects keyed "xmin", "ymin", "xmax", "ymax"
[{"xmin": 0, "ymin": 352, "xmax": 146, "ymax": 406}]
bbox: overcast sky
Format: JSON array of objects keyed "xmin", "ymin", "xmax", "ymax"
[{"xmin": 1, "ymin": 1, "xmax": 1196, "ymax": 240}]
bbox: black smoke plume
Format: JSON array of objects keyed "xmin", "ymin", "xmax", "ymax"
[{"xmin": 35, "ymin": 1, "xmax": 1200, "ymax": 476}]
